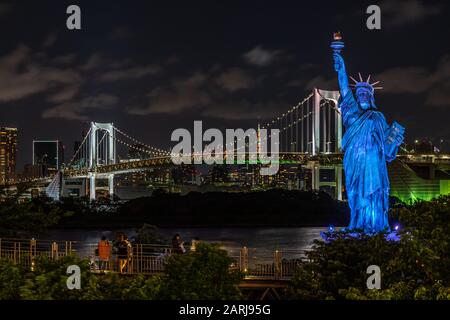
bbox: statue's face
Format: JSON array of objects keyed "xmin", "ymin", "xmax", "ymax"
[{"xmin": 356, "ymin": 89, "xmax": 372, "ymax": 110}]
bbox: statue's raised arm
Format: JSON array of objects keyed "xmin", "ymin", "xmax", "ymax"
[
  {"xmin": 332, "ymin": 51, "xmax": 360, "ymax": 130},
  {"xmin": 333, "ymin": 52, "xmax": 350, "ymax": 98}
]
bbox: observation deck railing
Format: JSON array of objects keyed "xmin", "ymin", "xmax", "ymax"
[{"xmin": 0, "ymin": 238, "xmax": 309, "ymax": 280}]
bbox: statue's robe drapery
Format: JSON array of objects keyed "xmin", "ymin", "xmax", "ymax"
[{"xmin": 339, "ymin": 91, "xmax": 398, "ymax": 233}]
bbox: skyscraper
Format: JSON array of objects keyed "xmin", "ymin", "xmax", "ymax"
[
  {"xmin": 32, "ymin": 140, "xmax": 64, "ymax": 176},
  {"xmin": 0, "ymin": 127, "xmax": 18, "ymax": 183}
]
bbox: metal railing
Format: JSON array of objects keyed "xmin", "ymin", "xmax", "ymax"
[
  {"xmin": 0, "ymin": 238, "xmax": 309, "ymax": 279},
  {"xmin": 233, "ymin": 247, "xmax": 309, "ymax": 279}
]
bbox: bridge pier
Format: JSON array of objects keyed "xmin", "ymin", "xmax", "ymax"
[
  {"xmin": 108, "ymin": 174, "xmax": 114, "ymax": 201},
  {"xmin": 88, "ymin": 172, "xmax": 96, "ymax": 202},
  {"xmin": 85, "ymin": 122, "xmax": 117, "ymax": 202},
  {"xmin": 308, "ymin": 161, "xmax": 343, "ymax": 200}
]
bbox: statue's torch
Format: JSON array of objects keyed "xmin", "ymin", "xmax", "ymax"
[{"xmin": 331, "ymin": 32, "xmax": 345, "ymax": 54}]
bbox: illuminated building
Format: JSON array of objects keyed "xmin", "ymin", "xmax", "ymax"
[
  {"xmin": 61, "ymin": 178, "xmax": 87, "ymax": 198},
  {"xmin": 147, "ymin": 167, "xmax": 173, "ymax": 185},
  {"xmin": 172, "ymin": 165, "xmax": 199, "ymax": 185},
  {"xmin": 208, "ymin": 165, "xmax": 229, "ymax": 184},
  {"xmin": 389, "ymin": 154, "xmax": 450, "ymax": 203},
  {"xmin": 23, "ymin": 163, "xmax": 45, "ymax": 179},
  {"xmin": 32, "ymin": 140, "xmax": 64, "ymax": 176},
  {"xmin": 0, "ymin": 127, "xmax": 17, "ymax": 183}
]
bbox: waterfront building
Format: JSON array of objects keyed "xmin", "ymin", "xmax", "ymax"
[
  {"xmin": 0, "ymin": 127, "xmax": 17, "ymax": 183},
  {"xmin": 32, "ymin": 140, "xmax": 64, "ymax": 176}
]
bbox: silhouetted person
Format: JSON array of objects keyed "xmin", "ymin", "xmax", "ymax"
[
  {"xmin": 115, "ymin": 233, "xmax": 132, "ymax": 273},
  {"xmin": 171, "ymin": 234, "xmax": 185, "ymax": 254},
  {"xmin": 97, "ymin": 235, "xmax": 111, "ymax": 271}
]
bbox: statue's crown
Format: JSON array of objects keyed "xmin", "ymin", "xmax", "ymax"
[{"xmin": 349, "ymin": 73, "xmax": 383, "ymax": 93}]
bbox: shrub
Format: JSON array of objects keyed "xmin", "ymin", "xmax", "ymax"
[{"xmin": 158, "ymin": 243, "xmax": 244, "ymax": 299}]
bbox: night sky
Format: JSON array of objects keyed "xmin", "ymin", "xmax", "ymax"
[{"xmin": 0, "ymin": 0, "xmax": 449, "ymax": 169}]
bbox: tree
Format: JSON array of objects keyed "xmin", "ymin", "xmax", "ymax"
[
  {"xmin": 159, "ymin": 243, "xmax": 244, "ymax": 299},
  {"xmin": 287, "ymin": 195, "xmax": 450, "ymax": 300},
  {"xmin": 0, "ymin": 244, "xmax": 242, "ymax": 300},
  {"xmin": 135, "ymin": 223, "xmax": 167, "ymax": 244},
  {"xmin": 0, "ymin": 259, "xmax": 23, "ymax": 299},
  {"xmin": 5, "ymin": 255, "xmax": 161, "ymax": 300},
  {"xmin": 19, "ymin": 255, "xmax": 99, "ymax": 300},
  {"xmin": 0, "ymin": 197, "xmax": 72, "ymax": 237}
]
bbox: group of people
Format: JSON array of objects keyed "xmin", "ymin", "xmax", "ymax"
[
  {"xmin": 96, "ymin": 232, "xmax": 132, "ymax": 273},
  {"xmin": 171, "ymin": 234, "xmax": 200, "ymax": 254},
  {"xmin": 96, "ymin": 232, "xmax": 199, "ymax": 273}
]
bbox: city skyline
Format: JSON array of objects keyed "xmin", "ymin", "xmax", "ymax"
[
  {"xmin": 0, "ymin": 1, "xmax": 449, "ymax": 169},
  {"xmin": 0, "ymin": 1, "xmax": 450, "ymax": 306}
]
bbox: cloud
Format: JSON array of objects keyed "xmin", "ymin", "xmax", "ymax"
[
  {"xmin": 216, "ymin": 68, "xmax": 254, "ymax": 92},
  {"xmin": 0, "ymin": 45, "xmax": 81, "ymax": 103},
  {"xmin": 42, "ymin": 32, "xmax": 57, "ymax": 48},
  {"xmin": 81, "ymin": 53, "xmax": 103, "ymax": 71},
  {"xmin": 375, "ymin": 55, "xmax": 450, "ymax": 106},
  {"xmin": 98, "ymin": 64, "xmax": 161, "ymax": 82},
  {"xmin": 52, "ymin": 53, "xmax": 77, "ymax": 66},
  {"xmin": 292, "ymin": 54, "xmax": 450, "ymax": 108},
  {"xmin": 128, "ymin": 72, "xmax": 210, "ymax": 115},
  {"xmin": 171, "ymin": 72, "xmax": 207, "ymax": 88},
  {"xmin": 201, "ymin": 100, "xmax": 283, "ymax": 120},
  {"xmin": 380, "ymin": 0, "xmax": 443, "ymax": 27},
  {"xmin": 42, "ymin": 93, "xmax": 119, "ymax": 120},
  {"xmin": 375, "ymin": 67, "xmax": 437, "ymax": 94},
  {"xmin": 129, "ymin": 87, "xmax": 210, "ymax": 115},
  {"xmin": 425, "ymin": 80, "xmax": 450, "ymax": 107},
  {"xmin": 0, "ymin": 44, "xmax": 172, "ymax": 121},
  {"xmin": 243, "ymin": 45, "xmax": 282, "ymax": 67},
  {"xmin": 127, "ymin": 66, "xmax": 289, "ymax": 120},
  {"xmin": 304, "ymin": 76, "xmax": 338, "ymax": 91},
  {"xmin": 47, "ymin": 85, "xmax": 80, "ymax": 103}
]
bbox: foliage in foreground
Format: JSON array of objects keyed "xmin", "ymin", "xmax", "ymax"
[
  {"xmin": 159, "ymin": 243, "xmax": 243, "ymax": 299},
  {"xmin": 0, "ymin": 193, "xmax": 73, "ymax": 237},
  {"xmin": 288, "ymin": 195, "xmax": 450, "ymax": 300},
  {"xmin": 0, "ymin": 243, "xmax": 243, "ymax": 300}
]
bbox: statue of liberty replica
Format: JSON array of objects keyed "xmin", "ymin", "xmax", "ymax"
[{"xmin": 331, "ymin": 33, "xmax": 405, "ymax": 233}]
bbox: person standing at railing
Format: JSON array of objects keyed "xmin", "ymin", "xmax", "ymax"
[
  {"xmin": 117, "ymin": 234, "xmax": 132, "ymax": 273},
  {"xmin": 97, "ymin": 236, "xmax": 111, "ymax": 271},
  {"xmin": 171, "ymin": 234, "xmax": 185, "ymax": 254}
]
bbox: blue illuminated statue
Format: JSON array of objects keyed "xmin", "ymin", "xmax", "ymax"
[{"xmin": 331, "ymin": 33, "xmax": 405, "ymax": 233}]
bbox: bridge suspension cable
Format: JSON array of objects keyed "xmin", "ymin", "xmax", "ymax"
[
  {"xmin": 210, "ymin": 92, "xmax": 315, "ymax": 155},
  {"xmin": 112, "ymin": 126, "xmax": 171, "ymax": 157},
  {"xmin": 62, "ymin": 90, "xmax": 341, "ymax": 175},
  {"xmin": 114, "ymin": 135, "xmax": 169, "ymax": 158},
  {"xmin": 234, "ymin": 100, "xmax": 330, "ymax": 155},
  {"xmin": 262, "ymin": 92, "xmax": 314, "ymax": 129},
  {"xmin": 67, "ymin": 127, "xmax": 91, "ymax": 167}
]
